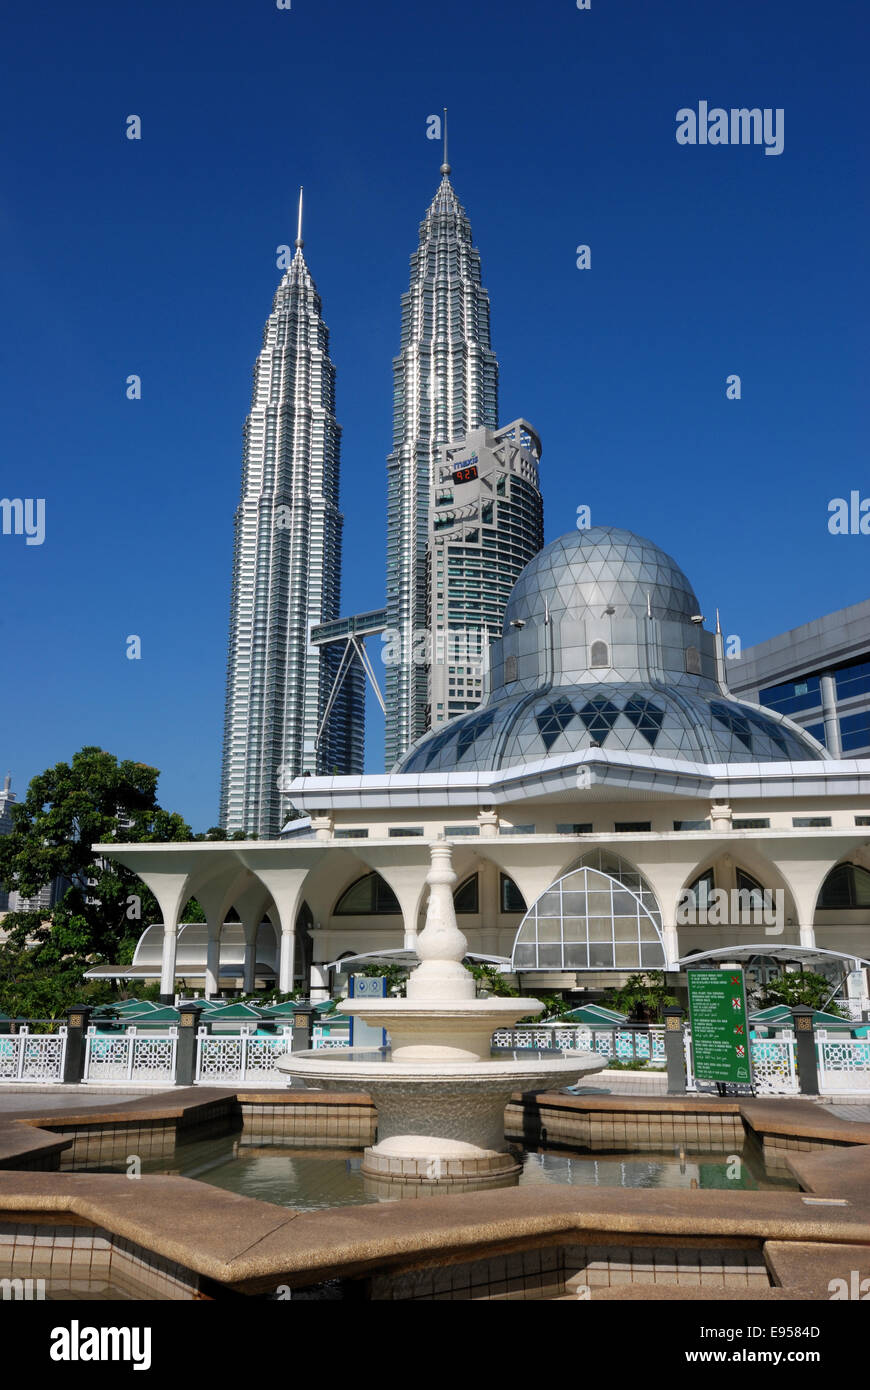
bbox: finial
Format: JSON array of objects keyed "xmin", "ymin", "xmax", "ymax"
[
  {"xmin": 440, "ymin": 106, "xmax": 451, "ymax": 176},
  {"xmin": 716, "ymin": 607, "xmax": 722, "ymax": 634},
  {"xmin": 295, "ymin": 186, "xmax": 304, "ymax": 249}
]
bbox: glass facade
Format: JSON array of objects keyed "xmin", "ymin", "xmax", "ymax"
[
  {"xmin": 384, "ymin": 168, "xmax": 500, "ymax": 767},
  {"xmin": 840, "ymin": 710, "xmax": 870, "ymax": 752},
  {"xmin": 759, "ymin": 676, "xmax": 822, "ymax": 716},
  {"xmin": 835, "ymin": 660, "xmax": 870, "ymax": 702},
  {"xmin": 220, "ymin": 238, "xmax": 364, "ymax": 836},
  {"xmin": 511, "ymin": 850, "xmax": 665, "ymax": 972}
]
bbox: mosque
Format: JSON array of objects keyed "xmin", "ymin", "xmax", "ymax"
[{"xmin": 95, "ymin": 528, "xmax": 870, "ymax": 1014}]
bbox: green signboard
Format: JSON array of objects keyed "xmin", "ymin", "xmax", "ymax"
[{"xmin": 687, "ymin": 968, "xmax": 753, "ymax": 1086}]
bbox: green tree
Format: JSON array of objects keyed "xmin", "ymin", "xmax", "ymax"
[
  {"xmin": 0, "ymin": 747, "xmax": 193, "ymax": 1016},
  {"xmin": 602, "ymin": 970, "xmax": 678, "ymax": 1023},
  {"xmin": 468, "ymin": 963, "xmax": 519, "ymax": 998},
  {"xmin": 759, "ymin": 971, "xmax": 845, "ymax": 1016}
]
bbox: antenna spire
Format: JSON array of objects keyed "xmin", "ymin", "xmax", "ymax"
[
  {"xmin": 440, "ymin": 107, "xmax": 451, "ymax": 176},
  {"xmin": 295, "ymin": 186, "xmax": 304, "ymax": 249}
]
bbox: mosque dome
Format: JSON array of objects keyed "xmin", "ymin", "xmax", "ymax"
[{"xmin": 397, "ymin": 527, "xmax": 826, "ymax": 773}]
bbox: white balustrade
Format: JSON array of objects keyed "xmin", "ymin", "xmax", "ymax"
[
  {"xmin": 817, "ymin": 1038, "xmax": 870, "ymax": 1093},
  {"xmin": 83, "ymin": 1026, "xmax": 177, "ymax": 1084},
  {"xmin": 195, "ymin": 1027, "xmax": 293, "ymax": 1084},
  {"xmin": 0, "ymin": 1026, "xmax": 67, "ymax": 1083},
  {"xmin": 490, "ymin": 1025, "xmax": 666, "ymax": 1062}
]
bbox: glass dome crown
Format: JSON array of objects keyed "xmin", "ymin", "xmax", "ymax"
[{"xmin": 398, "ymin": 527, "xmax": 826, "ymax": 773}]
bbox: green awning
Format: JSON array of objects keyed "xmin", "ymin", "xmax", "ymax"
[
  {"xmin": 749, "ymin": 1004, "xmax": 853, "ymax": 1028},
  {"xmin": 563, "ymin": 1003, "xmax": 628, "ymax": 1026},
  {"xmin": 206, "ymin": 1003, "xmax": 265, "ymax": 1020}
]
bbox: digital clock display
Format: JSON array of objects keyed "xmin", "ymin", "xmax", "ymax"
[{"xmin": 452, "ymin": 465, "xmax": 479, "ymax": 484}]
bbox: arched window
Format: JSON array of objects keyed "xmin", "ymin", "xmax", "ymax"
[
  {"xmin": 686, "ymin": 646, "xmax": 702, "ymax": 675},
  {"xmin": 735, "ymin": 868, "xmax": 767, "ymax": 913},
  {"xmin": 816, "ymin": 863, "xmax": 870, "ymax": 910},
  {"xmin": 590, "ymin": 640, "xmax": 609, "ymax": 668},
  {"xmin": 500, "ymin": 873, "xmax": 526, "ymax": 914},
  {"xmin": 510, "ymin": 860, "xmax": 665, "ymax": 971},
  {"xmin": 333, "ymin": 873, "xmax": 402, "ymax": 916},
  {"xmin": 686, "ymin": 869, "xmax": 715, "ymax": 910},
  {"xmin": 453, "ymin": 875, "xmax": 479, "ymax": 914}
]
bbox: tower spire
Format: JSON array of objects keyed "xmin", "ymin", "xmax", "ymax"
[
  {"xmin": 295, "ymin": 186, "xmax": 304, "ymax": 250},
  {"xmin": 440, "ymin": 107, "xmax": 450, "ymax": 176}
]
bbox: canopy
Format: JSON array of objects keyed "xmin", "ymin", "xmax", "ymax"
[
  {"xmin": 677, "ymin": 944, "xmax": 870, "ymax": 970},
  {"xmin": 206, "ymin": 1002, "xmax": 265, "ymax": 1020},
  {"xmin": 749, "ymin": 1004, "xmax": 854, "ymax": 1030},
  {"xmin": 326, "ymin": 949, "xmax": 511, "ymax": 971},
  {"xmin": 563, "ymin": 1003, "xmax": 628, "ymax": 1026}
]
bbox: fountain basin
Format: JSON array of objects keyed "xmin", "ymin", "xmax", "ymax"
[
  {"xmin": 336, "ymin": 997, "xmax": 551, "ymax": 1061},
  {"xmin": 278, "ymin": 1046, "xmax": 606, "ymax": 1186}
]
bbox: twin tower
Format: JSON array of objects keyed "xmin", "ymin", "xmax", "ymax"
[{"xmin": 220, "ymin": 149, "xmax": 543, "ymax": 837}]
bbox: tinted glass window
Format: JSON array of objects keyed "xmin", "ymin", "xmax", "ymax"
[
  {"xmin": 840, "ymin": 710, "xmax": 870, "ymax": 753},
  {"xmin": 759, "ymin": 676, "xmax": 821, "ymax": 716}
]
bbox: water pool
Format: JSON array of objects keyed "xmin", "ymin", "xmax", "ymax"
[{"xmin": 135, "ymin": 1133, "xmax": 797, "ymax": 1210}]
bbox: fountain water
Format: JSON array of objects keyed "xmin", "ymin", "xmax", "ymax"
[{"xmin": 278, "ymin": 842, "xmax": 605, "ymax": 1191}]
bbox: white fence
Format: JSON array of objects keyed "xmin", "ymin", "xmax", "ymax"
[
  {"xmin": 817, "ymin": 1038, "xmax": 870, "ymax": 1094},
  {"xmin": 2, "ymin": 1020, "xmax": 869, "ymax": 1094},
  {"xmin": 491, "ymin": 1026, "xmax": 667, "ymax": 1062},
  {"xmin": 0, "ymin": 1027, "xmax": 67, "ymax": 1083},
  {"xmin": 312, "ymin": 1025, "xmax": 350, "ymax": 1050},
  {"xmin": 195, "ymin": 1027, "xmax": 293, "ymax": 1084},
  {"xmin": 83, "ymin": 1027, "xmax": 177, "ymax": 1085}
]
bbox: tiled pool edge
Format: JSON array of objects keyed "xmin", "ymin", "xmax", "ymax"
[{"xmin": 0, "ymin": 1089, "xmax": 869, "ymax": 1300}]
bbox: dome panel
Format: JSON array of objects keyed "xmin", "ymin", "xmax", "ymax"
[{"xmin": 396, "ymin": 527, "xmax": 826, "ymax": 773}]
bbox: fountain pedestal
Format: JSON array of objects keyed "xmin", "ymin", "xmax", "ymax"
[{"xmin": 278, "ymin": 842, "xmax": 605, "ymax": 1192}]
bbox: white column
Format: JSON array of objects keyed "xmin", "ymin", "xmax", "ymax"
[
  {"xmin": 309, "ymin": 961, "xmax": 330, "ymax": 1003},
  {"xmin": 403, "ymin": 911, "xmax": 418, "ymax": 952},
  {"xmin": 242, "ymin": 920, "xmax": 258, "ymax": 995},
  {"xmin": 205, "ymin": 922, "xmax": 221, "ymax": 999},
  {"xmin": 160, "ymin": 926, "xmax": 178, "ymax": 1000},
  {"xmin": 799, "ymin": 920, "xmax": 817, "ymax": 950},
  {"xmin": 662, "ymin": 922, "xmax": 680, "ymax": 971},
  {"xmin": 820, "ymin": 671, "xmax": 842, "ymax": 758},
  {"xmin": 279, "ymin": 929, "xmax": 296, "ymax": 993},
  {"xmin": 479, "ymin": 859, "xmax": 500, "ymax": 953}
]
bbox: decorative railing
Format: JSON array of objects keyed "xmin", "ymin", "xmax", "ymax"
[
  {"xmin": 195, "ymin": 1027, "xmax": 293, "ymax": 1084},
  {"xmin": 817, "ymin": 1038, "xmax": 870, "ymax": 1092},
  {"xmin": 83, "ymin": 1026, "xmax": 177, "ymax": 1084},
  {"xmin": 490, "ymin": 1026, "xmax": 667, "ymax": 1062},
  {"xmin": 312, "ymin": 1025, "xmax": 350, "ymax": 1049},
  {"xmin": 0, "ymin": 1026, "xmax": 68, "ymax": 1083}
]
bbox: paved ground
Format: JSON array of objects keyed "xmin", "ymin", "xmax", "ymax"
[
  {"xmin": 0, "ymin": 1091, "xmax": 147, "ymax": 1114},
  {"xmin": 827, "ymin": 1103, "xmax": 870, "ymax": 1123}
]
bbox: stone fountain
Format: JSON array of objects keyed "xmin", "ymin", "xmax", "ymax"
[{"xmin": 278, "ymin": 843, "xmax": 605, "ymax": 1192}]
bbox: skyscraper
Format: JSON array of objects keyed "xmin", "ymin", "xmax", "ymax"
[
  {"xmin": 384, "ymin": 135, "xmax": 499, "ymax": 767},
  {"xmin": 427, "ymin": 420, "xmax": 544, "ymax": 727},
  {"xmin": 220, "ymin": 194, "xmax": 363, "ymax": 838}
]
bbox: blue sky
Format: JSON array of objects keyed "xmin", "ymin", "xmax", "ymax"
[{"xmin": 1, "ymin": 0, "xmax": 867, "ymax": 830}]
